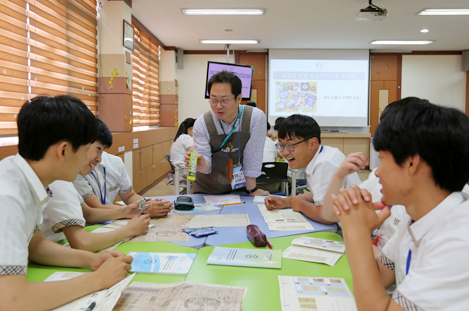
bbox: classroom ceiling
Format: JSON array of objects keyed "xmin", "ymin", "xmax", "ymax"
[{"xmin": 131, "ymin": 0, "xmax": 469, "ymax": 52}]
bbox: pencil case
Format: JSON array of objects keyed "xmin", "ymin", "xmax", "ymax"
[
  {"xmin": 174, "ymin": 196, "xmax": 194, "ymax": 210},
  {"xmin": 246, "ymin": 224, "xmax": 267, "ymax": 247}
]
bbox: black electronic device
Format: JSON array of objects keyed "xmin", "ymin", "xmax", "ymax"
[{"xmin": 174, "ymin": 196, "xmax": 195, "ymax": 210}]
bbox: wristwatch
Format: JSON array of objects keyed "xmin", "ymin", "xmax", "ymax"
[{"xmin": 246, "ymin": 186, "xmax": 258, "ymax": 194}]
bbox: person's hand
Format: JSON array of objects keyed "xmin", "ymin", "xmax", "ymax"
[
  {"xmin": 93, "ymin": 255, "xmax": 133, "ymax": 289},
  {"xmin": 123, "ymin": 200, "xmax": 141, "ymax": 218},
  {"xmin": 183, "ymin": 151, "xmax": 206, "ymax": 171},
  {"xmin": 264, "ymin": 196, "xmax": 286, "ymax": 210},
  {"xmin": 126, "ymin": 214, "xmax": 150, "ymax": 236},
  {"xmin": 331, "ymin": 185, "xmax": 385, "ymax": 216},
  {"xmin": 146, "ymin": 199, "xmax": 173, "ymax": 218},
  {"xmin": 250, "ymin": 189, "xmax": 270, "ymax": 197},
  {"xmin": 89, "ymin": 250, "xmax": 126, "ymax": 271},
  {"xmin": 335, "ymin": 152, "xmax": 368, "ymax": 179},
  {"xmin": 331, "ymin": 185, "xmax": 391, "ymax": 233}
]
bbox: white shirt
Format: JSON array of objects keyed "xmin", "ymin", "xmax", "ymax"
[
  {"xmin": 0, "ymin": 154, "xmax": 51, "ymax": 275},
  {"xmin": 193, "ymin": 106, "xmax": 267, "ymax": 177},
  {"xmin": 43, "ymin": 181, "xmax": 86, "ymax": 242},
  {"xmin": 381, "ymin": 192, "xmax": 469, "ymax": 310},
  {"xmin": 73, "ymin": 151, "xmax": 132, "ymax": 205},
  {"xmin": 263, "ymin": 137, "xmax": 277, "ymax": 163},
  {"xmin": 170, "ymin": 134, "xmax": 194, "ymax": 166},
  {"xmin": 305, "ymin": 145, "xmax": 361, "ymax": 206},
  {"xmin": 360, "ymin": 168, "xmax": 408, "ymax": 249}
]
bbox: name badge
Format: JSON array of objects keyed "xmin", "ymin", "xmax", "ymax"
[{"xmin": 231, "ymin": 164, "xmax": 247, "ymax": 190}]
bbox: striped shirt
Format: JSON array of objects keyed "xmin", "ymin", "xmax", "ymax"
[{"xmin": 193, "ymin": 106, "xmax": 267, "ymax": 178}]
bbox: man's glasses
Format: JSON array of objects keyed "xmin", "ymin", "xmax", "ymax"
[
  {"xmin": 276, "ymin": 137, "xmax": 312, "ymax": 152},
  {"xmin": 209, "ymin": 97, "xmax": 235, "ymax": 107}
]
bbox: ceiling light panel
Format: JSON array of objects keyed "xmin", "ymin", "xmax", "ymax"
[
  {"xmin": 182, "ymin": 9, "xmax": 265, "ymax": 16},
  {"xmin": 200, "ymin": 40, "xmax": 259, "ymax": 44},
  {"xmin": 417, "ymin": 9, "xmax": 469, "ymax": 16},
  {"xmin": 371, "ymin": 40, "xmax": 434, "ymax": 45}
]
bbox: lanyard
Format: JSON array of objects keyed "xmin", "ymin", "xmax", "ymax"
[
  {"xmin": 90, "ymin": 167, "xmax": 106, "ymax": 205},
  {"xmin": 319, "ymin": 145, "xmax": 323, "ymax": 153},
  {"xmin": 406, "ymin": 249, "xmax": 411, "ymax": 275},
  {"xmin": 214, "ymin": 105, "xmax": 244, "ymax": 153},
  {"xmin": 219, "ymin": 109, "xmax": 242, "ymax": 164}
]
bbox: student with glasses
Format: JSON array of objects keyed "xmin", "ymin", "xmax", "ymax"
[
  {"xmin": 264, "ymin": 114, "xmax": 361, "ymax": 224},
  {"xmin": 184, "ymin": 70, "xmax": 269, "ymax": 195}
]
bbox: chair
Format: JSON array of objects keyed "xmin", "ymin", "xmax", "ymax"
[
  {"xmin": 256, "ymin": 162, "xmax": 289, "ymax": 196},
  {"xmin": 164, "ymin": 154, "xmax": 190, "ymax": 195},
  {"xmin": 290, "ymin": 169, "xmax": 309, "ymax": 195}
]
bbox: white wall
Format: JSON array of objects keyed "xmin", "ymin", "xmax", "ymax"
[
  {"xmin": 177, "ymin": 54, "xmax": 234, "ymax": 122},
  {"xmin": 402, "ymin": 55, "xmax": 466, "ymax": 112},
  {"xmin": 160, "ymin": 50, "xmax": 176, "ymax": 81}
]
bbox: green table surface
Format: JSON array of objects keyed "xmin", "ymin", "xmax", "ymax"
[
  {"xmin": 26, "ymin": 241, "xmax": 198, "ymax": 285},
  {"xmin": 185, "ymin": 231, "xmax": 352, "ymax": 311}
]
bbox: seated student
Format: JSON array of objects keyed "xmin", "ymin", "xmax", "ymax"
[
  {"xmin": 0, "ymin": 95, "xmax": 132, "ymax": 310},
  {"xmin": 73, "ymin": 120, "xmax": 172, "ymax": 217},
  {"xmin": 260, "ymin": 121, "xmax": 281, "ymax": 193},
  {"xmin": 165, "ymin": 117, "xmax": 195, "ymax": 189},
  {"xmin": 43, "ymin": 139, "xmax": 151, "ymax": 252},
  {"xmin": 331, "ymin": 97, "xmax": 469, "ymax": 310},
  {"xmin": 264, "ymin": 114, "xmax": 361, "ymax": 224}
]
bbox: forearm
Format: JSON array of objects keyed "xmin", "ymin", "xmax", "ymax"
[
  {"xmin": 322, "ymin": 172, "xmax": 346, "ymax": 222},
  {"xmin": 28, "ymin": 232, "xmax": 94, "ymax": 268},
  {"xmin": 65, "ymin": 227, "xmax": 133, "ymax": 253},
  {"xmin": 83, "ymin": 206, "xmax": 127, "ymax": 224},
  {"xmin": 292, "ymin": 194, "xmax": 334, "ymax": 224},
  {"xmin": 245, "ymin": 176, "xmax": 257, "ymax": 190},
  {"xmin": 343, "ymin": 226, "xmax": 393, "ymax": 311},
  {"xmin": 122, "ymin": 193, "xmax": 142, "ymax": 205},
  {"xmin": 0, "ymin": 274, "xmax": 102, "ymax": 310}
]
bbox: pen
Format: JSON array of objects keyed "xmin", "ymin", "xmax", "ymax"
[
  {"xmin": 266, "ymin": 239, "xmax": 273, "ymax": 249},
  {"xmin": 85, "ymin": 301, "xmax": 96, "ymax": 311},
  {"xmin": 220, "ymin": 202, "xmax": 245, "ymax": 206}
]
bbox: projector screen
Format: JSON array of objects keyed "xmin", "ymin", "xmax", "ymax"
[{"xmin": 268, "ymin": 49, "xmax": 370, "ymax": 128}]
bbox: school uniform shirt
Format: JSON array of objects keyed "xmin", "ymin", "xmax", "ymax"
[
  {"xmin": 0, "ymin": 154, "xmax": 52, "ymax": 275},
  {"xmin": 263, "ymin": 136, "xmax": 277, "ymax": 163},
  {"xmin": 73, "ymin": 151, "xmax": 132, "ymax": 205},
  {"xmin": 305, "ymin": 145, "xmax": 361, "ymax": 206},
  {"xmin": 360, "ymin": 168, "xmax": 408, "ymax": 249},
  {"xmin": 43, "ymin": 181, "xmax": 86, "ymax": 242},
  {"xmin": 379, "ymin": 192, "xmax": 469, "ymax": 311},
  {"xmin": 170, "ymin": 134, "xmax": 194, "ymax": 166}
]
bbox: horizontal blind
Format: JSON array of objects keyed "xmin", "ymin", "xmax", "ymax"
[
  {"xmin": 0, "ymin": 0, "xmax": 28, "ymax": 135},
  {"xmin": 132, "ymin": 22, "xmax": 160, "ymax": 128},
  {"xmin": 28, "ymin": 0, "xmax": 98, "ymax": 114}
]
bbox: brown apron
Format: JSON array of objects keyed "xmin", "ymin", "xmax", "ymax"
[{"xmin": 193, "ymin": 105, "xmax": 252, "ymax": 194}]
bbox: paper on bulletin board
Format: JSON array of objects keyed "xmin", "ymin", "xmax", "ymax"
[{"xmin": 250, "ymin": 89, "xmax": 257, "ymax": 102}]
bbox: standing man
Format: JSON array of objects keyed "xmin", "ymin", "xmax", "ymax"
[{"xmin": 186, "ymin": 70, "xmax": 269, "ymax": 195}]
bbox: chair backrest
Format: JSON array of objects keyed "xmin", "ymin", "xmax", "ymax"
[
  {"xmin": 256, "ymin": 162, "xmax": 289, "ymax": 184},
  {"xmin": 163, "ymin": 154, "xmax": 175, "ymax": 174}
]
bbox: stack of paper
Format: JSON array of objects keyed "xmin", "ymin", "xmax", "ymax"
[
  {"xmin": 204, "ymin": 194, "xmax": 241, "ymax": 205},
  {"xmin": 129, "ymin": 252, "xmax": 196, "ymax": 275},
  {"xmin": 207, "ymin": 246, "xmax": 282, "ymax": 269},
  {"xmin": 173, "ymin": 203, "xmax": 221, "ymax": 215},
  {"xmin": 258, "ymin": 204, "xmax": 314, "ymax": 231},
  {"xmin": 282, "ymin": 236, "xmax": 345, "ymax": 267},
  {"xmin": 279, "ymin": 276, "xmax": 357, "ymax": 311},
  {"xmin": 46, "ymin": 272, "xmax": 135, "ymax": 311},
  {"xmin": 182, "ymin": 214, "xmax": 250, "ymax": 228},
  {"xmin": 114, "ymin": 281, "xmax": 247, "ymax": 311}
]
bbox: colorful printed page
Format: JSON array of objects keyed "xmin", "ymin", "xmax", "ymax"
[
  {"xmin": 278, "ymin": 276, "xmax": 357, "ymax": 311},
  {"xmin": 129, "ymin": 252, "xmax": 196, "ymax": 275},
  {"xmin": 291, "ymin": 236, "xmax": 346, "ymax": 253},
  {"xmin": 207, "ymin": 247, "xmax": 282, "ymax": 269},
  {"xmin": 282, "ymin": 246, "xmax": 342, "ymax": 267}
]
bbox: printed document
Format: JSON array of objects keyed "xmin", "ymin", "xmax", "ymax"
[
  {"xmin": 207, "ymin": 246, "xmax": 282, "ymax": 269},
  {"xmin": 204, "ymin": 194, "xmax": 241, "ymax": 205},
  {"xmin": 182, "ymin": 214, "xmax": 250, "ymax": 228}
]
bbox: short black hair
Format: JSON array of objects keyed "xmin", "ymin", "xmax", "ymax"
[
  {"xmin": 246, "ymin": 101, "xmax": 257, "ymax": 107},
  {"xmin": 274, "ymin": 117, "xmax": 285, "ymax": 131},
  {"xmin": 278, "ymin": 114, "xmax": 321, "ymax": 145},
  {"xmin": 96, "ymin": 119, "xmax": 113, "ymax": 148},
  {"xmin": 380, "ymin": 97, "xmax": 428, "ymax": 122},
  {"xmin": 175, "ymin": 117, "xmax": 196, "ymax": 141},
  {"xmin": 17, "ymin": 95, "xmax": 98, "ymax": 161},
  {"xmin": 374, "ymin": 97, "xmax": 469, "ymax": 192},
  {"xmin": 267, "ymin": 121, "xmax": 271, "ymax": 132},
  {"xmin": 207, "ymin": 70, "xmax": 242, "ymax": 98}
]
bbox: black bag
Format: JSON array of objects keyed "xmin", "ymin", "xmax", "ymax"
[{"xmin": 174, "ymin": 196, "xmax": 195, "ymax": 210}]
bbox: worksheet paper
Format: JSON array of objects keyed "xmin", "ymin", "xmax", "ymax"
[
  {"xmin": 253, "ymin": 195, "xmax": 286, "ymax": 203},
  {"xmin": 150, "ymin": 214, "xmax": 194, "ymax": 227},
  {"xmin": 46, "ymin": 272, "xmax": 135, "ymax": 311},
  {"xmin": 291, "ymin": 236, "xmax": 345, "ymax": 253},
  {"xmin": 203, "ymin": 194, "xmax": 241, "ymax": 205},
  {"xmin": 278, "ymin": 276, "xmax": 357, "ymax": 311},
  {"xmin": 128, "ymin": 226, "xmax": 189, "ymax": 242},
  {"xmin": 258, "ymin": 204, "xmax": 314, "ymax": 231},
  {"xmin": 173, "ymin": 203, "xmax": 221, "ymax": 215},
  {"xmin": 129, "ymin": 252, "xmax": 196, "ymax": 275},
  {"xmin": 207, "ymin": 247, "xmax": 282, "ymax": 269},
  {"xmin": 282, "ymin": 245, "xmax": 342, "ymax": 267},
  {"xmin": 114, "ymin": 281, "xmax": 247, "ymax": 311},
  {"xmin": 182, "ymin": 214, "xmax": 250, "ymax": 228}
]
